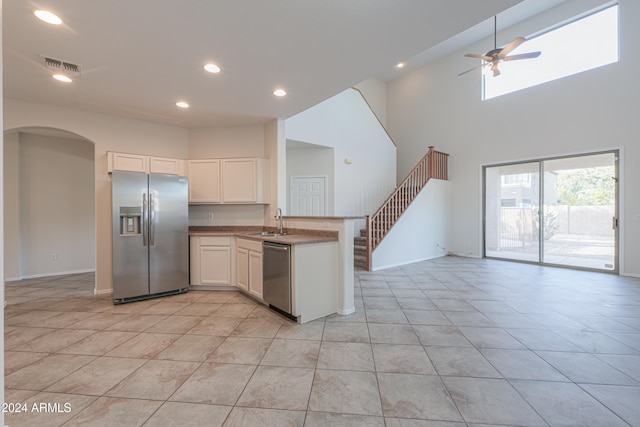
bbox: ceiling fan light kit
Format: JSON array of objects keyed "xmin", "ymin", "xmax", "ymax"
[{"xmin": 459, "ymin": 16, "xmax": 541, "ymax": 77}]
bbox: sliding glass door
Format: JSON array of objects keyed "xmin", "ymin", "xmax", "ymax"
[
  {"xmin": 485, "ymin": 162, "xmax": 540, "ymax": 262},
  {"xmin": 484, "ymin": 152, "xmax": 617, "ymax": 272}
]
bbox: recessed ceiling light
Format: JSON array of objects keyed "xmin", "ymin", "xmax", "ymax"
[
  {"xmin": 176, "ymin": 101, "xmax": 190, "ymax": 108},
  {"xmin": 273, "ymin": 89, "xmax": 287, "ymax": 97},
  {"xmin": 52, "ymin": 74, "xmax": 72, "ymax": 83},
  {"xmin": 204, "ymin": 63, "xmax": 221, "ymax": 73},
  {"xmin": 396, "ymin": 62, "xmax": 405, "ymax": 68},
  {"xmin": 34, "ymin": 10, "xmax": 62, "ymax": 25}
]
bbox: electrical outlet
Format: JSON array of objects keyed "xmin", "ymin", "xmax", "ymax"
[
  {"xmin": 322, "ymin": 222, "xmax": 330, "ymax": 228},
  {"xmin": 50, "ymin": 253, "xmax": 57, "ymax": 261},
  {"xmin": 208, "ymin": 212, "xmax": 214, "ymax": 221}
]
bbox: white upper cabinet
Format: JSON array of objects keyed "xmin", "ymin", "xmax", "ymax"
[
  {"xmin": 222, "ymin": 158, "xmax": 270, "ymax": 203},
  {"xmin": 109, "ymin": 152, "xmax": 269, "ymax": 205},
  {"xmin": 149, "ymin": 156, "xmax": 185, "ymax": 175},
  {"xmin": 108, "ymin": 151, "xmax": 184, "ymax": 175},
  {"xmin": 188, "ymin": 160, "xmax": 221, "ymax": 203},
  {"xmin": 188, "ymin": 157, "xmax": 269, "ymax": 204},
  {"xmin": 108, "ymin": 152, "xmax": 148, "ymax": 173}
]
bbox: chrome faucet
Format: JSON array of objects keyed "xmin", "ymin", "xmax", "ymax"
[{"xmin": 276, "ymin": 208, "xmax": 284, "ymax": 234}]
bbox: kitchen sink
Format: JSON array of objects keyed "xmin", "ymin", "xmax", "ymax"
[{"xmin": 244, "ymin": 231, "xmax": 290, "ymax": 237}]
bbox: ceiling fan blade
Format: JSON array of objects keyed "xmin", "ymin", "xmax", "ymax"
[
  {"xmin": 465, "ymin": 53, "xmax": 493, "ymax": 61},
  {"xmin": 503, "ymin": 51, "xmax": 542, "ymax": 61},
  {"xmin": 491, "ymin": 62, "xmax": 501, "ymax": 77},
  {"xmin": 499, "ymin": 36, "xmax": 526, "ymax": 57},
  {"xmin": 457, "ymin": 63, "xmax": 485, "ymax": 76}
]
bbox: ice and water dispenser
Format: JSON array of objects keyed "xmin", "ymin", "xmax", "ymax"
[{"xmin": 119, "ymin": 207, "xmax": 142, "ymax": 235}]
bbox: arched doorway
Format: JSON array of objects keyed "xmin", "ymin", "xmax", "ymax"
[{"xmin": 4, "ymin": 127, "xmax": 96, "ymax": 293}]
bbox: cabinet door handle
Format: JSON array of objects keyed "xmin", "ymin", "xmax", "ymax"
[{"xmin": 264, "ymin": 244, "xmax": 289, "ymax": 252}]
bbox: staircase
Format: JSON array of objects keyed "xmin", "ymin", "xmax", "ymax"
[
  {"xmin": 354, "ymin": 229, "xmax": 368, "ymax": 269},
  {"xmin": 354, "ymin": 146, "xmax": 449, "ymax": 270}
]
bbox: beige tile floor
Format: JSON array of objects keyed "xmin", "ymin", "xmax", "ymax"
[{"xmin": 4, "ymin": 257, "xmax": 640, "ymax": 426}]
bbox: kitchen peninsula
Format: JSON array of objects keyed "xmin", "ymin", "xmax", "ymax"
[{"xmin": 189, "ymin": 219, "xmax": 356, "ymax": 323}]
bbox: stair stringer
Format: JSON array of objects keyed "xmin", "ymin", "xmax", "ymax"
[{"xmin": 371, "ymin": 179, "xmax": 451, "ymax": 271}]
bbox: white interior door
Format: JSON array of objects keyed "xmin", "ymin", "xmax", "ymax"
[{"xmin": 290, "ymin": 176, "xmax": 327, "ymax": 216}]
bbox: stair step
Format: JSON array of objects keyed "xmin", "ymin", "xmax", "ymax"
[
  {"xmin": 354, "ymin": 255, "xmax": 367, "ymax": 269},
  {"xmin": 354, "ymin": 236, "xmax": 367, "ymax": 245},
  {"xmin": 354, "ymin": 248, "xmax": 367, "ymax": 255}
]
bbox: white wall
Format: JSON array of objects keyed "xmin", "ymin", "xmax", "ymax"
[
  {"xmin": 286, "ymin": 145, "xmax": 334, "ymax": 215},
  {"xmin": 1, "ymin": 2, "xmax": 5, "ymax": 417},
  {"xmin": 3, "ymin": 132, "xmax": 19, "ymax": 280},
  {"xmin": 387, "ymin": 0, "xmax": 640, "ymax": 277},
  {"xmin": 188, "ymin": 126, "xmax": 264, "ymax": 158},
  {"xmin": 4, "ymin": 98, "xmax": 188, "ymax": 292},
  {"xmin": 285, "ymin": 88, "xmax": 396, "ymax": 219},
  {"xmin": 5, "ymin": 132, "xmax": 95, "ymax": 278},
  {"xmin": 372, "ymin": 180, "xmax": 451, "ymax": 270},
  {"xmin": 354, "ymin": 78, "xmax": 388, "ymax": 127},
  {"xmin": 263, "ymin": 119, "xmax": 285, "ymax": 226}
]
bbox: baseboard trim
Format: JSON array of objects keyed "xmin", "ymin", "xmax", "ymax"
[
  {"xmin": 370, "ymin": 254, "xmax": 447, "ymax": 271},
  {"xmin": 17, "ymin": 269, "xmax": 95, "ymax": 280},
  {"xmin": 94, "ymin": 288, "xmax": 113, "ymax": 296},
  {"xmin": 621, "ymin": 272, "xmax": 640, "ymax": 279},
  {"xmin": 189, "ymin": 285, "xmax": 237, "ymax": 292},
  {"xmin": 337, "ymin": 307, "xmax": 356, "ymax": 315}
]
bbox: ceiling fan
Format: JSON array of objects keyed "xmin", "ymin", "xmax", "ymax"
[{"xmin": 459, "ymin": 16, "xmax": 541, "ymax": 77}]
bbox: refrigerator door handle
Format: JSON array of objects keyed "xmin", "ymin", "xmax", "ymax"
[
  {"xmin": 149, "ymin": 193, "xmax": 155, "ymax": 246},
  {"xmin": 142, "ymin": 193, "xmax": 148, "ymax": 246}
]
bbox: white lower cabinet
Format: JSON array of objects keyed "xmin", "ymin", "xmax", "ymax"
[
  {"xmin": 236, "ymin": 247, "xmax": 249, "ymax": 291},
  {"xmin": 236, "ymin": 238, "xmax": 263, "ymax": 299},
  {"xmin": 190, "ymin": 236, "xmax": 232, "ymax": 286},
  {"xmin": 190, "ymin": 235, "xmax": 339, "ymax": 321},
  {"xmin": 248, "ymin": 250, "xmax": 263, "ymax": 298}
]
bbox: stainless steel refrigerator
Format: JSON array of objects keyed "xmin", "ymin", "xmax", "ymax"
[{"xmin": 111, "ymin": 170, "xmax": 189, "ymax": 303}]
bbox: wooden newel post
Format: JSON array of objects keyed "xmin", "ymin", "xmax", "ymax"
[
  {"xmin": 365, "ymin": 215, "xmax": 372, "ymax": 271},
  {"xmin": 427, "ymin": 146, "xmax": 434, "ymax": 179}
]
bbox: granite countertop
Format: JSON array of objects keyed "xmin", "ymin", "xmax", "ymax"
[{"xmin": 189, "ymin": 226, "xmax": 338, "ymax": 245}]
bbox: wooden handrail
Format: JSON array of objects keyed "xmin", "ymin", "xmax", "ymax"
[{"xmin": 365, "ymin": 146, "xmax": 449, "ymax": 270}]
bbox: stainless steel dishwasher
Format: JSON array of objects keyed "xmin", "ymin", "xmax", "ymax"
[{"xmin": 263, "ymin": 242, "xmax": 293, "ymax": 319}]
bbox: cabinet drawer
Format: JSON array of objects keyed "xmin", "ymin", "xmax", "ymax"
[
  {"xmin": 200, "ymin": 236, "xmax": 232, "ymax": 246},
  {"xmin": 236, "ymin": 238, "xmax": 263, "ymax": 253}
]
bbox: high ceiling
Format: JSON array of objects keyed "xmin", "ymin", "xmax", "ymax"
[{"xmin": 5, "ymin": 0, "xmax": 564, "ymax": 128}]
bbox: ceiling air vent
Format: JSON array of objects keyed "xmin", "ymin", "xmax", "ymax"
[{"xmin": 41, "ymin": 55, "xmax": 82, "ymax": 76}]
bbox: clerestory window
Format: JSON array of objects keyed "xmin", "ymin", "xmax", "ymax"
[{"xmin": 483, "ymin": 4, "xmax": 619, "ymax": 100}]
